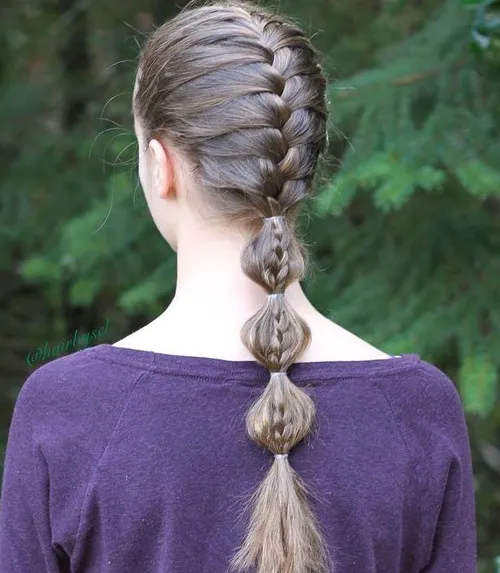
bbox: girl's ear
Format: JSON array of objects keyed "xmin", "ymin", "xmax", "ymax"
[{"xmin": 148, "ymin": 138, "xmax": 175, "ymax": 200}]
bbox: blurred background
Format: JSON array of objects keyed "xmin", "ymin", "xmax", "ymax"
[{"xmin": 0, "ymin": 0, "xmax": 499, "ymax": 569}]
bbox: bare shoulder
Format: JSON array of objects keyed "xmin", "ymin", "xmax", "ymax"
[
  {"xmin": 302, "ymin": 312, "xmax": 393, "ymax": 362},
  {"xmin": 112, "ymin": 308, "xmax": 393, "ymax": 362}
]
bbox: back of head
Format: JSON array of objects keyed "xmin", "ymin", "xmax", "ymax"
[{"xmin": 134, "ymin": 1, "xmax": 331, "ymax": 571}]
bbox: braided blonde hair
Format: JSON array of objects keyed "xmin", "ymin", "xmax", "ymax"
[{"xmin": 134, "ymin": 2, "xmax": 331, "ymax": 571}]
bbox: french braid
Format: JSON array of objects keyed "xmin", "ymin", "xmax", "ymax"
[{"xmin": 134, "ymin": 2, "xmax": 331, "ymax": 571}]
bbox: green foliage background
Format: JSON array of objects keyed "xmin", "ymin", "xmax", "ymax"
[{"xmin": 0, "ymin": 0, "xmax": 499, "ymax": 569}]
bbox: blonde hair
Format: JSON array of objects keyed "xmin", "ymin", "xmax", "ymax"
[{"xmin": 134, "ymin": 2, "xmax": 331, "ymax": 571}]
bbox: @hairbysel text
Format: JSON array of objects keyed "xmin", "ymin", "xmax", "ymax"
[{"xmin": 26, "ymin": 319, "xmax": 109, "ymax": 366}]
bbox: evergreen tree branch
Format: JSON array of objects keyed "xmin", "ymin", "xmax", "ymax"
[{"xmin": 335, "ymin": 57, "xmax": 467, "ymax": 98}]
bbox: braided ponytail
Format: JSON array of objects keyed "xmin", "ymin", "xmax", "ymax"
[
  {"xmin": 234, "ymin": 196, "xmax": 330, "ymax": 573},
  {"xmin": 134, "ymin": 2, "xmax": 331, "ymax": 571}
]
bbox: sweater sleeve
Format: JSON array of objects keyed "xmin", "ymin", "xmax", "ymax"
[
  {"xmin": 420, "ymin": 452, "xmax": 477, "ymax": 572},
  {"xmin": 376, "ymin": 361, "xmax": 477, "ymax": 572},
  {"xmin": 0, "ymin": 347, "xmax": 149, "ymax": 573},
  {"xmin": 0, "ymin": 368, "xmax": 63, "ymax": 573},
  {"xmin": 417, "ymin": 363, "xmax": 477, "ymax": 572}
]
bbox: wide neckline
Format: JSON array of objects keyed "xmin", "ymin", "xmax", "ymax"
[{"xmin": 88, "ymin": 344, "xmax": 421, "ymax": 383}]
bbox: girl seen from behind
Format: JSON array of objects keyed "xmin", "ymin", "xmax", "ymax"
[{"xmin": 0, "ymin": 2, "xmax": 476, "ymax": 572}]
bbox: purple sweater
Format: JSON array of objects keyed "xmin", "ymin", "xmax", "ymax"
[{"xmin": 0, "ymin": 344, "xmax": 477, "ymax": 573}]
